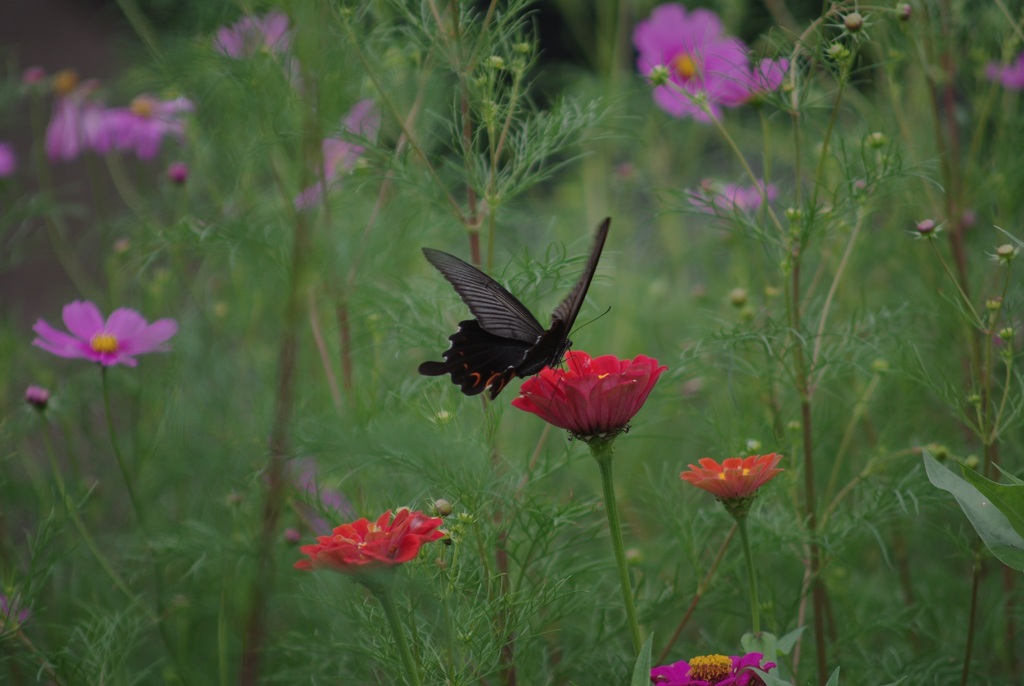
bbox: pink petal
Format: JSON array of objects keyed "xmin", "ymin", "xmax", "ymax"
[
  {"xmin": 119, "ymin": 318, "xmax": 178, "ymax": 355},
  {"xmin": 343, "ymin": 99, "xmax": 380, "ymax": 140},
  {"xmin": 62, "ymin": 301, "xmax": 104, "ymax": 340},
  {"xmin": 32, "ymin": 319, "xmax": 94, "ymax": 360},
  {"xmin": 105, "ymin": 308, "xmax": 147, "ymax": 338}
]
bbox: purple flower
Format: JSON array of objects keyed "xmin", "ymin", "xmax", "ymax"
[
  {"xmin": 294, "ymin": 100, "xmax": 380, "ymax": 209},
  {"xmin": 215, "ymin": 12, "xmax": 291, "ymax": 58},
  {"xmin": 22, "ymin": 66, "xmax": 46, "ymax": 85},
  {"xmin": 32, "ymin": 300, "xmax": 177, "ymax": 367},
  {"xmin": 633, "ymin": 4, "xmax": 788, "ymax": 122},
  {"xmin": 292, "ymin": 458, "xmax": 353, "ymax": 536},
  {"xmin": 651, "ymin": 652, "xmax": 776, "ymax": 685},
  {"xmin": 0, "ymin": 142, "xmax": 15, "ymax": 177},
  {"xmin": 25, "ymin": 385, "xmax": 50, "ymax": 411},
  {"xmin": 689, "ymin": 179, "xmax": 777, "ymax": 214},
  {"xmin": 99, "ymin": 95, "xmax": 194, "ymax": 160},
  {"xmin": 985, "ymin": 52, "xmax": 1024, "ymax": 90},
  {"xmin": 45, "ymin": 73, "xmax": 108, "ymax": 162},
  {"xmin": 0, "ymin": 595, "xmax": 30, "ymax": 628}
]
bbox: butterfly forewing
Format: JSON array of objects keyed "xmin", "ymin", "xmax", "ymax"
[
  {"xmin": 550, "ymin": 217, "xmax": 610, "ymax": 332},
  {"xmin": 421, "ymin": 248, "xmax": 545, "ymax": 342}
]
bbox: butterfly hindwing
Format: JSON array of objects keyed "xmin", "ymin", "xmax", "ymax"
[
  {"xmin": 420, "ymin": 218, "xmax": 611, "ymax": 398},
  {"xmin": 417, "ymin": 320, "xmax": 531, "ymax": 398}
]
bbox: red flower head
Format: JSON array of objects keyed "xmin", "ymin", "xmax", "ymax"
[
  {"xmin": 511, "ymin": 351, "xmax": 667, "ymax": 441},
  {"xmin": 294, "ymin": 508, "xmax": 445, "ymax": 575},
  {"xmin": 681, "ymin": 453, "xmax": 783, "ymax": 517}
]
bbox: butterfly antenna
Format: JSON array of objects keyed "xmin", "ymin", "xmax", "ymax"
[{"xmin": 569, "ymin": 305, "xmax": 612, "ymax": 338}]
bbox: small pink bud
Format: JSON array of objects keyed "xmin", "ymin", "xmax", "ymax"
[
  {"xmin": 25, "ymin": 385, "xmax": 50, "ymax": 411},
  {"xmin": 916, "ymin": 219, "xmax": 937, "ymax": 235},
  {"xmin": 283, "ymin": 528, "xmax": 302, "ymax": 545},
  {"xmin": 897, "ymin": 3, "xmax": 912, "ymax": 21},
  {"xmin": 167, "ymin": 161, "xmax": 189, "ymax": 185},
  {"xmin": 22, "ymin": 66, "xmax": 46, "ymax": 85}
]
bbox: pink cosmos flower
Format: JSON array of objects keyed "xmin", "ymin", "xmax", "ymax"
[
  {"xmin": 215, "ymin": 12, "xmax": 291, "ymax": 58},
  {"xmin": 986, "ymin": 52, "xmax": 1024, "ymax": 90},
  {"xmin": 32, "ymin": 300, "xmax": 177, "ymax": 367},
  {"xmin": 294, "ymin": 99, "xmax": 380, "ymax": 209},
  {"xmin": 651, "ymin": 652, "xmax": 776, "ymax": 685},
  {"xmin": 0, "ymin": 142, "xmax": 15, "ymax": 177},
  {"xmin": 45, "ymin": 72, "xmax": 109, "ymax": 162},
  {"xmin": 99, "ymin": 95, "xmax": 194, "ymax": 160},
  {"xmin": 633, "ymin": 4, "xmax": 788, "ymax": 122},
  {"xmin": 512, "ymin": 351, "xmax": 667, "ymax": 441},
  {"xmin": 689, "ymin": 179, "xmax": 778, "ymax": 214}
]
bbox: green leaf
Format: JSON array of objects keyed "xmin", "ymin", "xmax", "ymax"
[
  {"xmin": 741, "ymin": 631, "xmax": 778, "ymax": 665},
  {"xmin": 751, "ymin": 667, "xmax": 796, "ymax": 686},
  {"xmin": 961, "ymin": 466, "xmax": 1024, "ymax": 541},
  {"xmin": 824, "ymin": 667, "xmax": 841, "ymax": 685},
  {"xmin": 995, "ymin": 463, "xmax": 1024, "ymax": 486},
  {"xmin": 630, "ymin": 633, "xmax": 654, "ymax": 686},
  {"xmin": 775, "ymin": 626, "xmax": 805, "ymax": 655},
  {"xmin": 923, "ymin": 452, "xmax": 1024, "ymax": 571}
]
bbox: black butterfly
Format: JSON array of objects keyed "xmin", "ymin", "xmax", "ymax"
[{"xmin": 419, "ymin": 218, "xmax": 610, "ymax": 399}]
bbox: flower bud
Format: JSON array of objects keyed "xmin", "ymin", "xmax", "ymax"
[
  {"xmin": 648, "ymin": 64, "xmax": 670, "ymax": 87},
  {"xmin": 867, "ymin": 131, "xmax": 887, "ymax": 148},
  {"xmin": 915, "ymin": 219, "xmax": 937, "ymax": 236},
  {"xmin": 870, "ymin": 358, "xmax": 890, "ymax": 373},
  {"xmin": 985, "ymin": 297, "xmax": 1002, "ymax": 313},
  {"xmin": 728, "ymin": 287, "xmax": 748, "ymax": 307},
  {"xmin": 283, "ymin": 528, "xmax": 302, "ymax": 545},
  {"xmin": 963, "ymin": 455, "xmax": 980, "ymax": 470},
  {"xmin": 827, "ymin": 44, "xmax": 851, "ymax": 62},
  {"xmin": 433, "ymin": 498, "xmax": 453, "ymax": 517},
  {"xmin": 844, "ymin": 12, "xmax": 864, "ymax": 32},
  {"xmin": 745, "ymin": 438, "xmax": 762, "ymax": 452},
  {"xmin": 896, "ymin": 3, "xmax": 912, "ymax": 21},
  {"xmin": 996, "ymin": 244, "xmax": 1018, "ymax": 262},
  {"xmin": 167, "ymin": 161, "xmax": 189, "ymax": 185},
  {"xmin": 22, "ymin": 66, "xmax": 45, "ymax": 85},
  {"xmin": 785, "ymin": 207, "xmax": 802, "ymax": 222},
  {"xmin": 25, "ymin": 385, "xmax": 50, "ymax": 411},
  {"xmin": 787, "ymin": 420, "xmax": 801, "ymax": 432},
  {"xmin": 486, "ymin": 55, "xmax": 505, "ymax": 70},
  {"xmin": 997, "ymin": 327, "xmax": 1015, "ymax": 342}
]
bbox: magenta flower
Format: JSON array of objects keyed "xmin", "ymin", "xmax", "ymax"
[
  {"xmin": 633, "ymin": 4, "xmax": 788, "ymax": 122},
  {"xmin": 689, "ymin": 179, "xmax": 777, "ymax": 214},
  {"xmin": 651, "ymin": 652, "xmax": 776, "ymax": 685},
  {"xmin": 986, "ymin": 52, "xmax": 1024, "ymax": 90},
  {"xmin": 32, "ymin": 300, "xmax": 177, "ymax": 367},
  {"xmin": 0, "ymin": 142, "xmax": 15, "ymax": 177},
  {"xmin": 45, "ymin": 72, "xmax": 109, "ymax": 162},
  {"xmin": 99, "ymin": 95, "xmax": 194, "ymax": 160},
  {"xmin": 167, "ymin": 161, "xmax": 189, "ymax": 184},
  {"xmin": 215, "ymin": 12, "xmax": 291, "ymax": 58},
  {"xmin": 295, "ymin": 99, "xmax": 380, "ymax": 209}
]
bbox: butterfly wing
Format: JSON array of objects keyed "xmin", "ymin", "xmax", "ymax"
[
  {"xmin": 550, "ymin": 217, "xmax": 610, "ymax": 332},
  {"xmin": 517, "ymin": 217, "xmax": 611, "ymax": 375},
  {"xmin": 418, "ymin": 320, "xmax": 530, "ymax": 398},
  {"xmin": 421, "ymin": 248, "xmax": 545, "ymax": 342}
]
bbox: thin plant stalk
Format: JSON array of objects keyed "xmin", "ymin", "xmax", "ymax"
[
  {"xmin": 737, "ymin": 517, "xmax": 761, "ymax": 634},
  {"xmin": 101, "ymin": 367, "xmax": 146, "ymax": 528},
  {"xmin": 590, "ymin": 438, "xmax": 642, "ymax": 654},
  {"xmin": 372, "ymin": 583, "xmax": 424, "ymax": 686}
]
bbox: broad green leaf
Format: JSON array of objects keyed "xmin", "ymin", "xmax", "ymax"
[
  {"xmin": 775, "ymin": 626, "xmax": 805, "ymax": 654},
  {"xmin": 962, "ymin": 466, "xmax": 1024, "ymax": 541},
  {"xmin": 741, "ymin": 631, "xmax": 778, "ymax": 665},
  {"xmin": 630, "ymin": 633, "xmax": 654, "ymax": 686},
  {"xmin": 824, "ymin": 667, "xmax": 841, "ymax": 685},
  {"xmin": 923, "ymin": 452, "xmax": 1024, "ymax": 571}
]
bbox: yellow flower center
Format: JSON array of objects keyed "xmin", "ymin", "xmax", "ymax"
[
  {"xmin": 53, "ymin": 69, "xmax": 79, "ymax": 96},
  {"xmin": 687, "ymin": 654, "xmax": 732, "ymax": 684},
  {"xmin": 90, "ymin": 332, "xmax": 119, "ymax": 353},
  {"xmin": 130, "ymin": 96, "xmax": 156, "ymax": 118},
  {"xmin": 673, "ymin": 53, "xmax": 699, "ymax": 81}
]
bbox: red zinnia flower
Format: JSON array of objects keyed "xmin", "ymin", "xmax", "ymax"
[
  {"xmin": 511, "ymin": 351, "xmax": 667, "ymax": 440},
  {"xmin": 294, "ymin": 508, "xmax": 444, "ymax": 575},
  {"xmin": 680, "ymin": 453, "xmax": 783, "ymax": 501}
]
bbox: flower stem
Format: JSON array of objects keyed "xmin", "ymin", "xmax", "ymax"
[
  {"xmin": 101, "ymin": 367, "xmax": 146, "ymax": 529},
  {"xmin": 737, "ymin": 516, "xmax": 760, "ymax": 634},
  {"xmin": 590, "ymin": 438, "xmax": 643, "ymax": 654},
  {"xmin": 373, "ymin": 584, "xmax": 424, "ymax": 686}
]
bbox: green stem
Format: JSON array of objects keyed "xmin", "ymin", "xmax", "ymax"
[
  {"xmin": 38, "ymin": 414, "xmax": 154, "ymax": 619},
  {"xmin": 372, "ymin": 583, "xmax": 424, "ymax": 686},
  {"xmin": 737, "ymin": 516, "xmax": 760, "ymax": 634},
  {"xmin": 101, "ymin": 367, "xmax": 145, "ymax": 528},
  {"xmin": 590, "ymin": 438, "xmax": 643, "ymax": 654}
]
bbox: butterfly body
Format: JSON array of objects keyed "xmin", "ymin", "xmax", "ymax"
[{"xmin": 419, "ymin": 218, "xmax": 610, "ymax": 399}]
